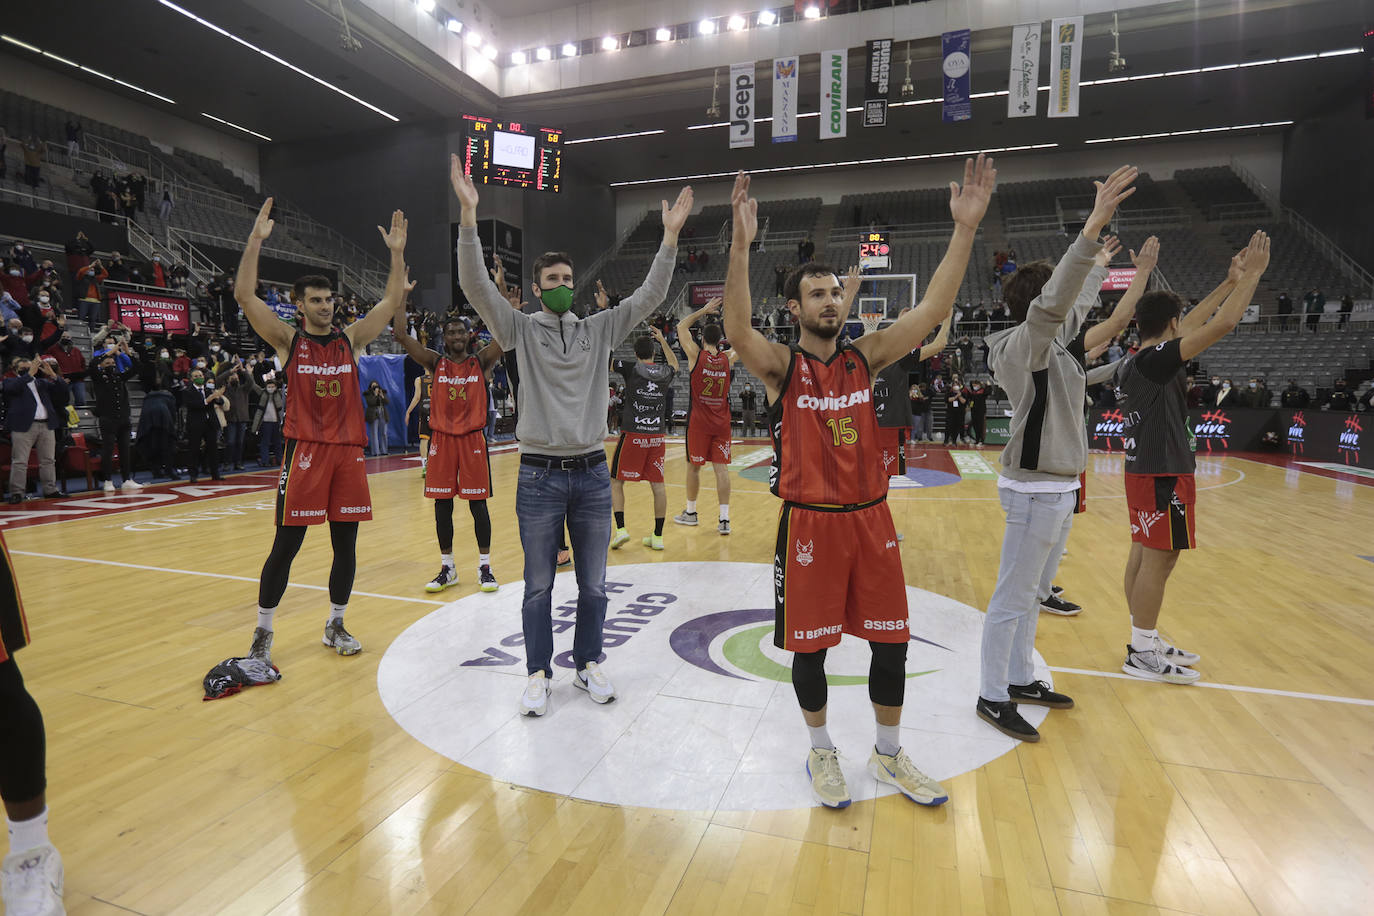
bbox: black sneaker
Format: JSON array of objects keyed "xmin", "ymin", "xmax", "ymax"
[
  {"xmin": 975, "ymin": 697, "xmax": 1040, "ymax": 742},
  {"xmin": 1008, "ymin": 680, "xmax": 1074, "ymax": 709},
  {"xmin": 1050, "ymin": 585, "xmax": 1064, "ymax": 596},
  {"xmin": 1039, "ymin": 595, "xmax": 1082, "ymax": 616},
  {"xmin": 425, "ymin": 565, "xmax": 458, "ymax": 593},
  {"xmin": 478, "ymin": 564, "xmax": 499, "ymax": 593}
]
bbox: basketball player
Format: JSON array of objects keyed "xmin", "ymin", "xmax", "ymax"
[
  {"xmin": 405, "ymin": 366, "xmax": 433, "ymax": 476},
  {"xmin": 722, "ymin": 156, "xmax": 996, "ymax": 809},
  {"xmin": 395, "ymin": 314, "xmax": 504, "ymax": 593},
  {"xmin": 0, "ymin": 533, "xmax": 63, "ymax": 915},
  {"xmin": 451, "ymin": 156, "xmax": 691, "ymax": 717},
  {"xmin": 231, "ymin": 199, "xmax": 409, "ymax": 672},
  {"xmin": 974, "ymin": 167, "xmax": 1138, "ymax": 743},
  {"xmin": 1115, "ymin": 230, "xmax": 1269, "ymax": 683},
  {"xmin": 610, "ymin": 325, "xmax": 678, "ymax": 550},
  {"xmin": 674, "ymin": 298, "xmax": 739, "ymax": 534}
]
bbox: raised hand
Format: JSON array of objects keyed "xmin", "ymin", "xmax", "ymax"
[
  {"xmin": 842, "ymin": 264, "xmax": 862, "ymax": 301},
  {"xmin": 1241, "ymin": 229, "xmax": 1271, "ymax": 275},
  {"xmin": 703, "ymin": 296, "xmax": 723, "ymax": 316},
  {"xmin": 662, "ymin": 186, "xmax": 694, "ymax": 236},
  {"xmin": 250, "ymin": 198, "xmax": 274, "ymax": 241},
  {"xmin": 378, "ymin": 209, "xmax": 408, "ymax": 252},
  {"xmin": 595, "ymin": 279, "xmax": 610, "ymax": 310},
  {"xmin": 1086, "ymin": 339, "xmax": 1111, "ymax": 361},
  {"xmin": 489, "ymin": 254, "xmax": 507, "ymax": 293},
  {"xmin": 730, "ymin": 172, "xmax": 759, "ymax": 248},
  {"xmin": 1130, "ymin": 235, "xmax": 1160, "ymax": 273},
  {"xmin": 449, "ymin": 154, "xmax": 480, "ymax": 211},
  {"xmin": 1226, "ymin": 246, "xmax": 1249, "ymax": 284},
  {"xmin": 948, "ymin": 153, "xmax": 997, "ymax": 229},
  {"xmin": 1087, "ymin": 165, "xmax": 1138, "ymax": 235},
  {"xmin": 1095, "ymin": 235, "xmax": 1123, "ymax": 267}
]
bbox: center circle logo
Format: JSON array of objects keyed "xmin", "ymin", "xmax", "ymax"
[{"xmin": 378, "ymin": 562, "xmax": 1050, "ymax": 811}]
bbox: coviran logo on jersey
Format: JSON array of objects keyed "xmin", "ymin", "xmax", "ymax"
[
  {"xmin": 1287, "ymin": 410, "xmax": 1306, "ymax": 455},
  {"xmin": 377, "ymin": 563, "xmax": 1051, "ymax": 811},
  {"xmin": 1338, "ymin": 414, "xmax": 1362, "ymax": 464},
  {"xmin": 1194, "ymin": 409, "xmax": 1232, "ymax": 451}
]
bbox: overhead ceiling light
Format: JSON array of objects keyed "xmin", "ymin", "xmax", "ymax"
[
  {"xmin": 465, "ymin": 30, "xmax": 482, "ymax": 47},
  {"xmin": 202, "ymin": 111, "xmax": 272, "ymax": 142},
  {"xmin": 153, "ymin": 0, "xmax": 397, "ymax": 121},
  {"xmin": 562, "ymin": 42, "xmax": 578, "ymax": 57},
  {"xmin": 416, "ymin": 0, "xmax": 436, "ymax": 13},
  {"xmin": 536, "ymin": 46, "xmax": 551, "ymax": 61},
  {"xmin": 803, "ymin": 6, "xmax": 821, "ymax": 19},
  {"xmin": 699, "ymin": 19, "xmax": 717, "ymax": 35},
  {"xmin": 1, "ymin": 33, "xmax": 178, "ymax": 104},
  {"xmin": 757, "ymin": 10, "xmax": 777, "ymax": 26},
  {"xmin": 42, "ymin": 50, "xmax": 79, "ymax": 67},
  {"xmin": 602, "ymin": 36, "xmax": 619, "ymax": 51},
  {"xmin": 511, "ymin": 51, "xmax": 526, "ymax": 65},
  {"xmin": 0, "ymin": 34, "xmax": 42, "ymax": 54},
  {"xmin": 727, "ymin": 15, "xmax": 747, "ymax": 31},
  {"xmin": 482, "ymin": 44, "xmax": 497, "ymax": 60},
  {"xmin": 1084, "ymin": 120, "xmax": 1293, "ymax": 145},
  {"xmin": 564, "ymin": 128, "xmax": 666, "ymax": 145},
  {"xmin": 655, "ymin": 27, "xmax": 672, "ymax": 42},
  {"xmin": 446, "ymin": 19, "xmax": 462, "ymax": 33}
]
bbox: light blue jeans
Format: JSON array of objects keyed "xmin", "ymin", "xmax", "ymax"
[
  {"xmin": 979, "ymin": 488, "xmax": 1075, "ymax": 702},
  {"xmin": 516, "ymin": 457, "xmax": 613, "ymax": 677}
]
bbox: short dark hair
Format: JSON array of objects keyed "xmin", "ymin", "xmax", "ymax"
[
  {"xmin": 784, "ymin": 262, "xmax": 839, "ymax": 303},
  {"xmin": 1136, "ymin": 290, "xmax": 1186, "ymax": 339},
  {"xmin": 443, "ymin": 315, "xmax": 471, "ymax": 333},
  {"xmin": 1002, "ymin": 261, "xmax": 1054, "ymax": 324},
  {"xmin": 702, "ymin": 323, "xmax": 723, "ymax": 346},
  {"xmin": 633, "ymin": 336, "xmax": 654, "ymax": 359},
  {"xmin": 291, "ymin": 274, "xmax": 333, "ymax": 304},
  {"xmin": 531, "ymin": 251, "xmax": 573, "ymax": 286}
]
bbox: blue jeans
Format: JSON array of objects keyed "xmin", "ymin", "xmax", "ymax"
[
  {"xmin": 367, "ymin": 418, "xmax": 388, "ymax": 456},
  {"xmin": 78, "ymin": 297, "xmax": 103, "ymax": 329},
  {"xmin": 979, "ymin": 488, "xmax": 1075, "ymax": 702},
  {"xmin": 258, "ymin": 421, "xmax": 282, "ymax": 466},
  {"xmin": 68, "ymin": 379, "xmax": 88, "ymax": 406},
  {"xmin": 224, "ymin": 420, "xmax": 247, "ymax": 467},
  {"xmin": 516, "ymin": 457, "xmax": 612, "ymax": 677}
]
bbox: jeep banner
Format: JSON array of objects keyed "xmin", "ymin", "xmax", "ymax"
[
  {"xmin": 106, "ymin": 287, "xmax": 191, "ymax": 333},
  {"xmin": 729, "ymin": 62, "xmax": 756, "ymax": 149}
]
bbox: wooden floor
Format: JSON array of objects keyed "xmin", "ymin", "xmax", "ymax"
[{"xmin": 7, "ymin": 441, "xmax": 1374, "ymax": 915}]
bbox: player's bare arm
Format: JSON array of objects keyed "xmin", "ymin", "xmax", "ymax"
[
  {"xmin": 1178, "ymin": 246, "xmax": 1245, "ymax": 336},
  {"xmin": 477, "ymin": 338, "xmax": 505, "ymax": 373},
  {"xmin": 405, "ymin": 375, "xmax": 422, "ymax": 423},
  {"xmin": 235, "ymin": 197, "xmax": 294, "ymax": 360},
  {"xmin": 676, "ymin": 297, "xmax": 720, "ymax": 368},
  {"xmin": 1085, "ymin": 235, "xmax": 1157, "ymax": 350},
  {"xmin": 392, "ymin": 316, "xmax": 439, "ymax": 372},
  {"xmin": 650, "ymin": 325, "xmax": 679, "ymax": 370},
  {"xmin": 856, "ymin": 154, "xmax": 996, "ymax": 372},
  {"xmin": 1180, "ymin": 229, "xmax": 1270, "ymax": 360},
  {"xmin": 345, "ymin": 210, "xmax": 410, "ymax": 350},
  {"xmin": 840, "ymin": 264, "xmax": 862, "ymax": 321},
  {"xmin": 919, "ymin": 320, "xmax": 950, "ymax": 361},
  {"xmin": 723, "ymin": 172, "xmax": 791, "ymax": 399}
]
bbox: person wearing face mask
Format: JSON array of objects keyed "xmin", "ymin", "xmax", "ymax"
[
  {"xmin": 1280, "ymin": 379, "xmax": 1310, "ymax": 408},
  {"xmin": 179, "ymin": 369, "xmax": 225, "ymax": 483},
  {"xmin": 9, "ymin": 243, "xmax": 37, "ymax": 277},
  {"xmin": 1205, "ymin": 374, "xmax": 1223, "ymax": 406},
  {"xmin": 1213, "ymin": 377, "xmax": 1237, "ymax": 406},
  {"xmin": 215, "ymin": 360, "xmax": 253, "ymax": 471},
  {"xmin": 89, "ymin": 342, "xmax": 142, "ymax": 493},
  {"xmin": 452, "ymin": 157, "xmax": 689, "ymax": 717},
  {"xmin": 1326, "ymin": 379, "xmax": 1354, "ymax": 412},
  {"xmin": 1243, "ymin": 377, "xmax": 1269, "ymax": 408},
  {"xmin": 247, "ymin": 372, "xmax": 285, "ymax": 468},
  {"xmin": 44, "ymin": 330, "xmax": 87, "ymax": 407},
  {"xmin": 2, "ymin": 356, "xmax": 67, "ymax": 503},
  {"xmin": 0, "ymin": 260, "xmax": 39, "ymax": 312},
  {"xmin": 73, "ymin": 259, "xmax": 108, "ymax": 331}
]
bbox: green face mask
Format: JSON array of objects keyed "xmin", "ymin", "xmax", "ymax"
[{"xmin": 539, "ymin": 284, "xmax": 574, "ymax": 314}]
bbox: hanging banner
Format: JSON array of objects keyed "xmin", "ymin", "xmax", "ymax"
[
  {"xmin": 820, "ymin": 49, "xmax": 848, "ymax": 140},
  {"xmin": 1008, "ymin": 23, "xmax": 1041, "ymax": 118},
  {"xmin": 863, "ymin": 39, "xmax": 892, "ymax": 128},
  {"xmin": 1049, "ymin": 16, "xmax": 1083, "ymax": 118},
  {"xmin": 941, "ymin": 29, "xmax": 972, "ymax": 123},
  {"xmin": 729, "ymin": 62, "xmax": 756, "ymax": 149},
  {"xmin": 772, "ymin": 56, "xmax": 798, "ymax": 143}
]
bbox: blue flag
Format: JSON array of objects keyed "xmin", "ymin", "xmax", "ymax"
[{"xmin": 941, "ymin": 29, "xmax": 972, "ymax": 123}]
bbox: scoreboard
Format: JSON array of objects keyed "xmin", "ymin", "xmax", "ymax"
[
  {"xmin": 858, "ymin": 231, "xmax": 890, "ymax": 270},
  {"xmin": 460, "ymin": 115, "xmax": 562, "ymax": 193}
]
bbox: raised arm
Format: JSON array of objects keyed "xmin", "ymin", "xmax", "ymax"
[
  {"xmin": 919, "ymin": 320, "xmax": 950, "ymax": 361},
  {"xmin": 676, "ymin": 297, "xmax": 719, "ymax": 368},
  {"xmin": 1178, "ymin": 247, "xmax": 1245, "ymax": 336},
  {"xmin": 1180, "ymin": 230, "xmax": 1270, "ymax": 361},
  {"xmin": 1085, "ymin": 236, "xmax": 1157, "ymax": 350},
  {"xmin": 601, "ymin": 187, "xmax": 690, "ymax": 344},
  {"xmin": 650, "ymin": 325, "xmax": 678, "ymax": 370},
  {"xmin": 476, "ymin": 338, "xmax": 505, "ymax": 373},
  {"xmin": 405, "ymin": 375, "xmax": 422, "ymax": 420},
  {"xmin": 450, "ymin": 155, "xmax": 520, "ymax": 348},
  {"xmin": 723, "ymin": 172, "xmax": 792, "ymax": 398},
  {"xmin": 346, "ymin": 210, "xmax": 410, "ymax": 350},
  {"xmin": 840, "ymin": 265, "xmax": 862, "ymax": 320},
  {"xmin": 234, "ymin": 198, "xmax": 295, "ymax": 357},
  {"xmin": 392, "ymin": 316, "xmax": 439, "ymax": 371},
  {"xmin": 855, "ymin": 154, "xmax": 996, "ymax": 372}
]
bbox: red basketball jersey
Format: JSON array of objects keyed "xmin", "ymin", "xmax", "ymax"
[
  {"xmin": 430, "ymin": 355, "xmax": 488, "ymax": 435},
  {"xmin": 283, "ymin": 331, "xmax": 367, "ymax": 446},
  {"xmin": 769, "ymin": 344, "xmax": 886, "ymax": 505},
  {"xmin": 689, "ymin": 349, "xmax": 732, "ymax": 432}
]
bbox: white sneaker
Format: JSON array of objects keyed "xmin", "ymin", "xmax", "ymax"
[
  {"xmin": 1154, "ymin": 634, "xmax": 1201, "ymax": 666},
  {"xmin": 520, "ymin": 672, "xmax": 550, "ymax": 717},
  {"xmin": 2, "ymin": 843, "xmax": 64, "ymax": 916},
  {"xmin": 573, "ymin": 661, "xmax": 616, "ymax": 704},
  {"xmin": 869, "ymin": 748, "xmax": 949, "ymax": 806},
  {"xmin": 806, "ymin": 747, "xmax": 851, "ymax": 809},
  {"xmin": 120, "ymin": 479, "xmax": 143, "ymax": 491},
  {"xmin": 1122, "ymin": 643, "xmax": 1201, "ymax": 684},
  {"xmin": 102, "ymin": 480, "xmax": 115, "ymax": 493}
]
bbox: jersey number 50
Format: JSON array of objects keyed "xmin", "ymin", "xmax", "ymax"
[{"xmin": 314, "ymin": 379, "xmax": 343, "ymax": 398}]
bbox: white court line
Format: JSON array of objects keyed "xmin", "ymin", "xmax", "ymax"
[
  {"xmin": 1049, "ymin": 665, "xmax": 1374, "ymax": 706},
  {"xmin": 10, "ymin": 550, "xmax": 445, "ymax": 606}
]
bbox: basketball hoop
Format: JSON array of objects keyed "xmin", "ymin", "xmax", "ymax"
[{"xmin": 860, "ymin": 312, "xmax": 883, "ymax": 335}]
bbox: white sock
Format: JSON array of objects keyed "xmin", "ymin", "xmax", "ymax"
[
  {"xmin": 1131, "ymin": 626, "xmax": 1158, "ymax": 652},
  {"xmin": 479, "ymin": 553, "xmax": 490, "ymax": 568},
  {"xmin": 685, "ymin": 499, "xmax": 697, "ymax": 514},
  {"xmin": 329, "ymin": 603, "xmax": 346, "ymax": 624},
  {"xmin": 441, "ymin": 553, "xmax": 454, "ymax": 569},
  {"xmin": 7, "ymin": 807, "xmax": 49, "ymax": 852},
  {"xmin": 719, "ymin": 504, "xmax": 730, "ymax": 521},
  {"xmin": 807, "ymin": 724, "xmax": 834, "ymax": 750},
  {"xmin": 876, "ymin": 724, "xmax": 900, "ymax": 757},
  {"xmin": 256, "ymin": 605, "xmax": 275, "ymax": 633}
]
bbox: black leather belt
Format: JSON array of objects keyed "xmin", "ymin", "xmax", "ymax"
[{"xmin": 521, "ymin": 451, "xmax": 606, "ymax": 470}]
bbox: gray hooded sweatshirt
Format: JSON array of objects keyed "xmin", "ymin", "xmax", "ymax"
[
  {"xmin": 457, "ymin": 225, "xmax": 676, "ymax": 456},
  {"xmin": 986, "ymin": 232, "xmax": 1108, "ymax": 482}
]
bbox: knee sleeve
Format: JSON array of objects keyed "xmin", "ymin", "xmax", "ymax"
[
  {"xmin": 258, "ymin": 524, "xmax": 307, "ymax": 608},
  {"xmin": 0, "ymin": 658, "xmax": 46, "ymax": 803},
  {"xmin": 868, "ymin": 641, "xmax": 908, "ymax": 707},
  {"xmin": 791, "ymin": 648, "xmax": 829, "ymax": 713},
  {"xmin": 434, "ymin": 499, "xmax": 455, "ymax": 553},
  {"xmin": 469, "ymin": 499, "xmax": 491, "ymax": 552},
  {"xmin": 327, "ymin": 521, "xmax": 359, "ymax": 606}
]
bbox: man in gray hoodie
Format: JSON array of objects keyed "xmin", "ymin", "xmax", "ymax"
[
  {"xmin": 450, "ymin": 155, "xmax": 693, "ymax": 718},
  {"xmin": 975, "ymin": 165, "xmax": 1139, "ymax": 744}
]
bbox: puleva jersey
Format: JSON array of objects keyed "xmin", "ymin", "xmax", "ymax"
[
  {"xmin": 283, "ymin": 330, "xmax": 366, "ymax": 446},
  {"xmin": 430, "ymin": 355, "xmax": 488, "ymax": 435},
  {"xmin": 689, "ymin": 349, "xmax": 732, "ymax": 432},
  {"xmin": 768, "ymin": 344, "xmax": 885, "ymax": 505}
]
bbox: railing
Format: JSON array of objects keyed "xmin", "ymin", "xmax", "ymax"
[
  {"xmin": 579, "ymin": 218, "xmax": 646, "ymax": 288},
  {"xmin": 1114, "ymin": 207, "xmax": 1187, "ymax": 227},
  {"xmin": 829, "ymin": 221, "xmax": 983, "ymax": 243},
  {"xmin": 1151, "ymin": 267, "xmax": 1174, "ymax": 293},
  {"xmin": 1209, "ymin": 201, "xmax": 1273, "ymax": 222},
  {"xmin": 163, "ymin": 229, "xmax": 225, "ymax": 281},
  {"xmin": 0, "ymin": 184, "xmax": 106, "ymax": 221},
  {"xmin": 1004, "ymin": 214, "xmax": 1061, "ymax": 234},
  {"xmin": 714, "ymin": 221, "xmax": 729, "ymax": 253}
]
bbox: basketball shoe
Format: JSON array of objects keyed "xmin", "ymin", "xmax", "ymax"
[
  {"xmin": 806, "ymin": 747, "xmax": 850, "ymax": 808},
  {"xmin": 869, "ymin": 748, "xmax": 949, "ymax": 806},
  {"xmin": 610, "ymin": 528, "xmax": 630, "ymax": 549},
  {"xmin": 426, "ymin": 565, "xmax": 458, "ymax": 593},
  {"xmin": 642, "ymin": 534, "xmax": 664, "ymax": 550},
  {"xmin": 322, "ymin": 620, "xmax": 361, "ymax": 656},
  {"xmin": 717, "ymin": 519, "xmax": 730, "ymax": 536},
  {"xmin": 249, "ymin": 627, "xmax": 273, "ymax": 661},
  {"xmin": 672, "ymin": 509, "xmax": 698, "ymax": 526},
  {"xmin": 1, "ymin": 843, "xmax": 63, "ymax": 916},
  {"xmin": 1123, "ymin": 643, "xmax": 1200, "ymax": 684},
  {"xmin": 479, "ymin": 564, "xmax": 498, "ymax": 592}
]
